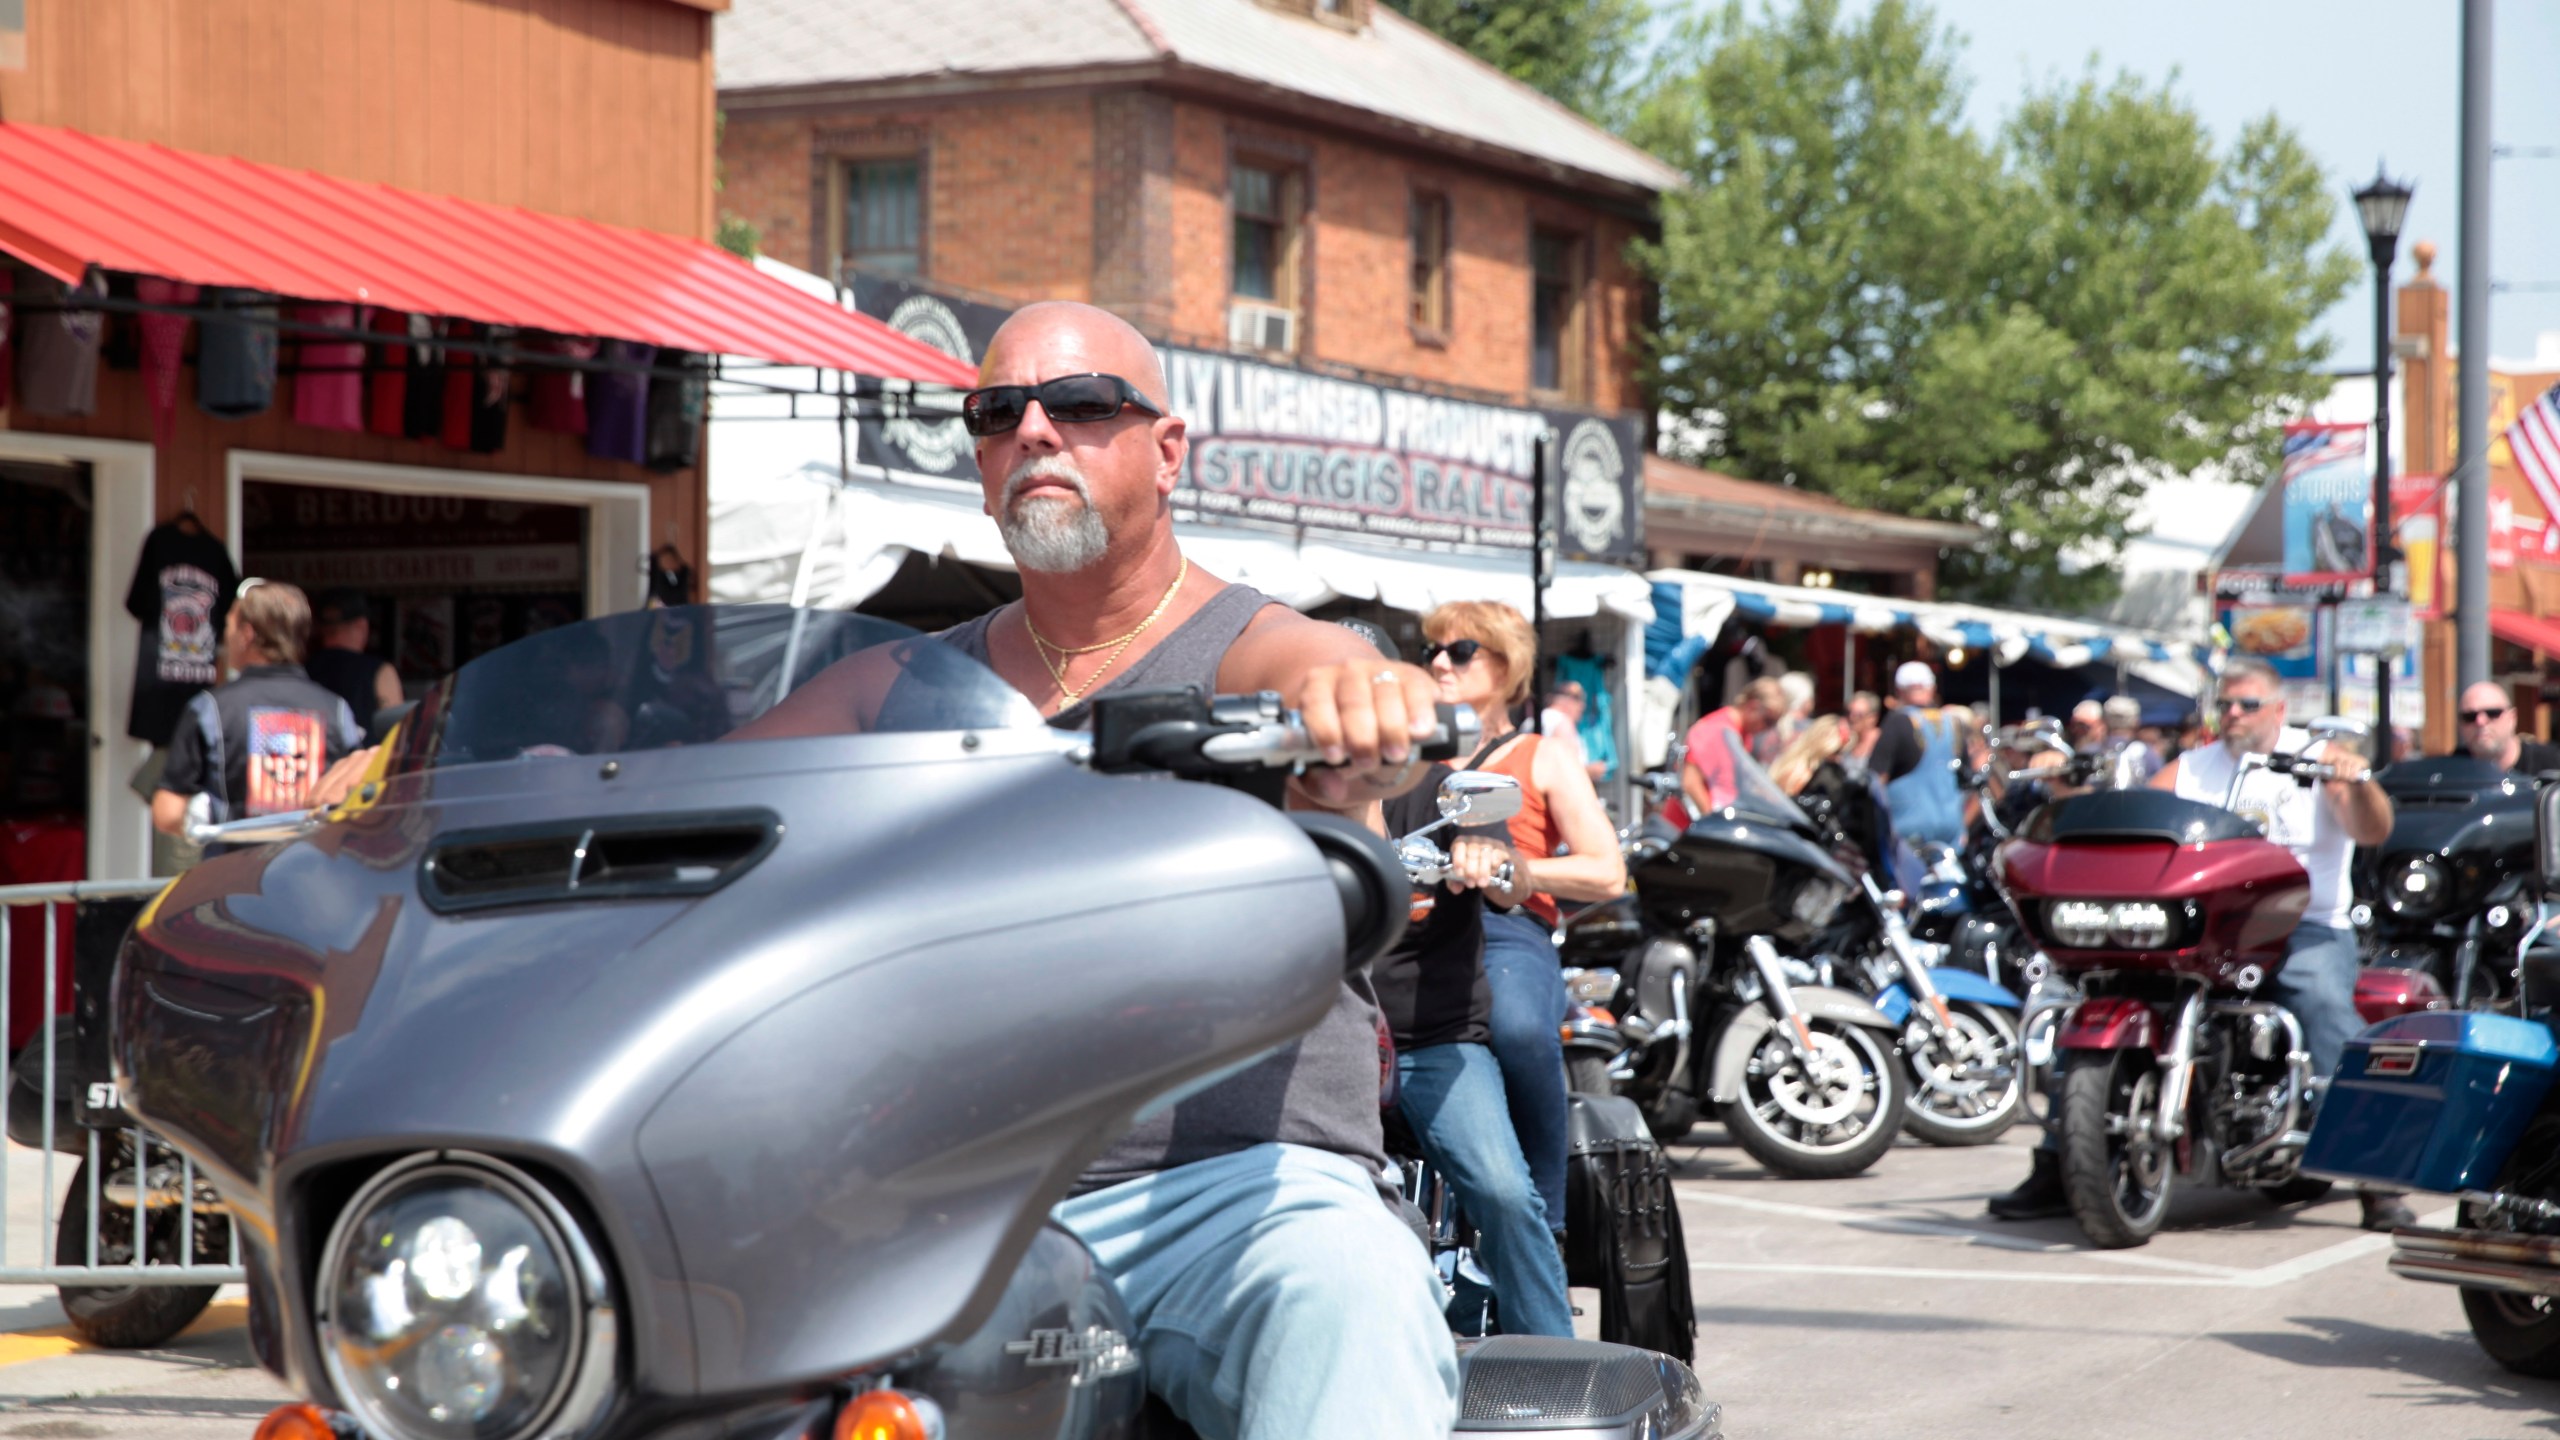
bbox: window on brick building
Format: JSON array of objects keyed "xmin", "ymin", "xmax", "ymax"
[
  {"xmin": 1409, "ymin": 190, "xmax": 1451, "ymax": 336},
  {"xmin": 839, "ymin": 157, "xmax": 922, "ymax": 278},
  {"xmin": 1229, "ymin": 159, "xmax": 1304, "ymax": 352},
  {"xmin": 1531, "ymin": 226, "xmax": 1586, "ymax": 399}
]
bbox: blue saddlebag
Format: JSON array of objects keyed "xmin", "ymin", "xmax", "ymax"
[{"xmin": 2303, "ymin": 1011, "xmax": 2560, "ymax": 1194}]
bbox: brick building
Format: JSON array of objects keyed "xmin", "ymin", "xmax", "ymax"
[
  {"xmin": 716, "ymin": 0, "xmax": 1675, "ymax": 424},
  {"xmin": 0, "ymin": 0, "xmax": 968, "ymax": 880}
]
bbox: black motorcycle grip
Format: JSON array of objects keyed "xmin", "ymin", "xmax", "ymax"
[{"xmin": 1418, "ymin": 703, "xmax": 1475, "ymax": 763}]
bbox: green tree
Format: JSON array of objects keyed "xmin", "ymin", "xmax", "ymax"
[
  {"xmin": 1632, "ymin": 0, "xmax": 2357, "ymax": 607},
  {"xmin": 1387, "ymin": 0, "xmax": 1652, "ymax": 122}
]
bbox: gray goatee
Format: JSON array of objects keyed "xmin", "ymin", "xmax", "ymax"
[{"xmin": 999, "ymin": 455, "xmax": 1113, "ymax": 573}]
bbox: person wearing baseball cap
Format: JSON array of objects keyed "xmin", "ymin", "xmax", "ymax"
[
  {"xmin": 307, "ymin": 587, "xmax": 404, "ymax": 733},
  {"xmin": 1870, "ymin": 660, "xmax": 1973, "ymax": 846}
]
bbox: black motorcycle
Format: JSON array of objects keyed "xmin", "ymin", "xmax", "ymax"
[
  {"xmin": 2355, "ymin": 754, "xmax": 2537, "ymax": 1008},
  {"xmin": 1562, "ymin": 730, "xmax": 1907, "ymax": 1178}
]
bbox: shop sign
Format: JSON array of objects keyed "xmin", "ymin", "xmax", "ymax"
[
  {"xmin": 2391, "ymin": 471, "xmax": 2441, "ymax": 615},
  {"xmin": 2211, "ymin": 569, "xmax": 2354, "ymax": 603},
  {"xmin": 2334, "ymin": 598, "xmax": 2411, "ymax": 657},
  {"xmin": 257, "ymin": 545, "xmax": 583, "ymax": 591},
  {"xmin": 2278, "ymin": 422, "xmax": 2370, "ymax": 586},
  {"xmin": 846, "ymin": 274, "xmax": 1645, "ymax": 564}
]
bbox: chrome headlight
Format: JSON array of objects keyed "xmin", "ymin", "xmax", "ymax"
[
  {"xmin": 2045, "ymin": 900, "xmax": 2112, "ymax": 949},
  {"xmin": 2385, "ymin": 858, "xmax": 2449, "ymax": 920},
  {"xmin": 318, "ymin": 1154, "xmax": 615, "ymax": 1440},
  {"xmin": 1790, "ymin": 876, "xmax": 1847, "ymax": 927},
  {"xmin": 2108, "ymin": 901, "xmax": 2175, "ymax": 949}
]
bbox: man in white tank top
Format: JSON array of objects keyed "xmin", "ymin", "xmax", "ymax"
[{"xmin": 1991, "ymin": 656, "xmax": 2403, "ymax": 1228}]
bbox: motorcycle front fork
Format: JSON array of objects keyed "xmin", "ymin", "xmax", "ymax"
[{"xmin": 2128, "ymin": 989, "xmax": 2313, "ymax": 1168}]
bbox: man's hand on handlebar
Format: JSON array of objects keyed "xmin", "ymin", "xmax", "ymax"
[{"xmin": 1288, "ymin": 658, "xmax": 1443, "ymax": 810}]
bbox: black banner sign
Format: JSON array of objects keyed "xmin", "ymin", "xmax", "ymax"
[{"xmin": 846, "ymin": 275, "xmax": 1644, "ymax": 564}]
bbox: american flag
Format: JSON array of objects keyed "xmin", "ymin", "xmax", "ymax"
[{"xmin": 2513, "ymin": 380, "xmax": 2560, "ymax": 525}]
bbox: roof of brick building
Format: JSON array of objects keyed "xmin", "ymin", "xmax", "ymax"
[{"xmin": 716, "ymin": 0, "xmax": 1683, "ymax": 199}]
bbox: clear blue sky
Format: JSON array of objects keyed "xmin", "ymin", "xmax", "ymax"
[{"xmin": 1683, "ymin": 0, "xmax": 2560, "ymax": 366}]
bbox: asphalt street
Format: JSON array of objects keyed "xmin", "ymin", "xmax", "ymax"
[{"xmin": 0, "ymin": 1127, "xmax": 2546, "ymax": 1439}]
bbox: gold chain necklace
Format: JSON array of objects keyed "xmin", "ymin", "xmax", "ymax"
[{"xmin": 1024, "ymin": 556, "xmax": 1189, "ymax": 706}]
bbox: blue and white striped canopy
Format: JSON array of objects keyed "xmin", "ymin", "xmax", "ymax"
[{"xmin": 1645, "ymin": 570, "xmax": 2211, "ymax": 691}]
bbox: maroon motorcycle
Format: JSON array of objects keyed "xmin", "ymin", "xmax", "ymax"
[{"xmin": 1999, "ymin": 721, "xmax": 2439, "ymax": 1248}]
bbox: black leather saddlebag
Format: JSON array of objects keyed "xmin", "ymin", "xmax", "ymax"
[{"xmin": 1564, "ymin": 1092, "xmax": 1695, "ymax": 1364}]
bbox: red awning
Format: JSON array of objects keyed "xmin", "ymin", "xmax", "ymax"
[
  {"xmin": 0, "ymin": 122, "xmax": 975, "ymax": 387},
  {"xmin": 2492, "ymin": 610, "xmax": 2560, "ymax": 656}
]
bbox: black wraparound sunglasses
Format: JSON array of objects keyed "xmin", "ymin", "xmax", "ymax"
[
  {"xmin": 2460, "ymin": 707, "xmax": 2510, "ymax": 723},
  {"xmin": 2213, "ymin": 695, "xmax": 2267, "ymax": 714},
  {"xmin": 1422, "ymin": 639, "xmax": 1484, "ymax": 667},
  {"xmin": 961, "ymin": 373, "xmax": 1164, "ymax": 437}
]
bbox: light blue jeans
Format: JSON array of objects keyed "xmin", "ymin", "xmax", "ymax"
[
  {"xmin": 1480, "ymin": 909, "xmax": 1572, "ymax": 1232},
  {"xmin": 1396, "ymin": 1041, "xmax": 1576, "ymax": 1339},
  {"xmin": 1052, "ymin": 1142, "xmax": 1459, "ymax": 1440},
  {"xmin": 2270, "ymin": 921, "xmax": 2364, "ymax": 1080}
]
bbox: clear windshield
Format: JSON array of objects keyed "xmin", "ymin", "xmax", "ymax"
[
  {"xmin": 390, "ymin": 605, "xmax": 1041, "ymax": 773},
  {"xmin": 1719, "ymin": 727, "xmax": 1816, "ymax": 829}
]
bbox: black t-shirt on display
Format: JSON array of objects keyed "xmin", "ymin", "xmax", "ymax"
[
  {"xmin": 123, "ymin": 519, "xmax": 239, "ymax": 744},
  {"xmin": 1372, "ymin": 764, "xmax": 1505, "ymax": 1052}
]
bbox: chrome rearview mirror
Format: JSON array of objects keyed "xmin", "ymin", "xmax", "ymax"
[{"xmin": 1437, "ymin": 771, "xmax": 1524, "ymax": 828}]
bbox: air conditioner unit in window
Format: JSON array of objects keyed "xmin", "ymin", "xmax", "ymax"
[{"xmin": 1228, "ymin": 301, "xmax": 1296, "ymax": 354}]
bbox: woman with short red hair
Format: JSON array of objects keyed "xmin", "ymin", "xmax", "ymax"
[{"xmin": 1420, "ymin": 600, "xmax": 1628, "ymax": 1236}]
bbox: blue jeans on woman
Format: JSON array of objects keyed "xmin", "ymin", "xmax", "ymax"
[
  {"xmin": 1394, "ymin": 1041, "xmax": 1575, "ymax": 1338},
  {"xmin": 1481, "ymin": 908, "xmax": 1571, "ymax": 1230}
]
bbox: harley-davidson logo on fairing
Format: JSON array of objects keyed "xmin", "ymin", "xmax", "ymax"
[{"xmin": 1005, "ymin": 1325, "xmax": 1140, "ymax": 1386}]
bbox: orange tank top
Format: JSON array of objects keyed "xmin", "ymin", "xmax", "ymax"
[{"xmin": 1480, "ymin": 733, "xmax": 1560, "ymax": 927}]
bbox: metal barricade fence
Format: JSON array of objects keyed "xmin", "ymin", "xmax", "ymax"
[{"xmin": 0, "ymin": 878, "xmax": 243, "ymax": 1288}]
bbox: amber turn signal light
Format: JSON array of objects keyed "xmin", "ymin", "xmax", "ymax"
[
  {"xmin": 834, "ymin": 1389, "xmax": 938, "ymax": 1440},
  {"xmin": 254, "ymin": 1405, "xmax": 340, "ymax": 1440}
]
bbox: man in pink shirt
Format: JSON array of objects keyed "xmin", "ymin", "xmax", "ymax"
[{"xmin": 1671, "ymin": 676, "xmax": 1784, "ymax": 827}]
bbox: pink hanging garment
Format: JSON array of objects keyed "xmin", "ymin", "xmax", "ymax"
[
  {"xmin": 134, "ymin": 276, "xmax": 201, "ymax": 447},
  {"xmin": 289, "ymin": 301, "xmax": 367, "ymax": 432}
]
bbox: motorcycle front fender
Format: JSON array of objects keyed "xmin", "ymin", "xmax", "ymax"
[
  {"xmin": 1705, "ymin": 986, "xmax": 1898, "ymax": 1105},
  {"xmin": 1924, "ymin": 966, "xmax": 2021, "ymax": 1010},
  {"xmin": 2058, "ymin": 995, "xmax": 2155, "ymax": 1051}
]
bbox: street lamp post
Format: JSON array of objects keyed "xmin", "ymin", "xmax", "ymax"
[{"xmin": 2355, "ymin": 167, "xmax": 2414, "ymax": 763}]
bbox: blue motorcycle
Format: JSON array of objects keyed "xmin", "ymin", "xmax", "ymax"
[{"xmin": 2302, "ymin": 780, "xmax": 2560, "ymax": 1375}]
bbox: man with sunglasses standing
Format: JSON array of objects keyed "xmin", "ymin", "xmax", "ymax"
[
  {"xmin": 2452, "ymin": 680, "xmax": 2560, "ymax": 775},
  {"xmin": 1989, "ymin": 656, "xmax": 2403, "ymax": 1226},
  {"xmin": 934, "ymin": 302, "xmax": 1458, "ymax": 1440}
]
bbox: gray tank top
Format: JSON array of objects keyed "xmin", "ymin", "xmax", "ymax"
[{"xmin": 941, "ymin": 585, "xmax": 1391, "ymax": 1194}]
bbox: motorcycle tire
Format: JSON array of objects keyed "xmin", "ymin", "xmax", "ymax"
[
  {"xmin": 52, "ymin": 1156, "xmax": 222, "ymax": 1349},
  {"xmin": 1716, "ymin": 1011, "xmax": 1905, "ymax": 1180},
  {"xmin": 1566, "ymin": 1053, "xmax": 1616, "ymax": 1096},
  {"xmin": 1900, "ymin": 1002, "xmax": 2025, "ymax": 1148},
  {"xmin": 2460, "ymin": 1115, "xmax": 2560, "ymax": 1377},
  {"xmin": 2058, "ymin": 1049, "xmax": 2174, "ymax": 1249}
]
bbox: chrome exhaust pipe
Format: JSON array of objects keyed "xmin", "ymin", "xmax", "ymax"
[{"xmin": 2390, "ymin": 1226, "xmax": 2560, "ymax": 1298}]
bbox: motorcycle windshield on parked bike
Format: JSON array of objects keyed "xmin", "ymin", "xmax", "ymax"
[{"xmin": 1711, "ymin": 727, "xmax": 1819, "ymax": 835}]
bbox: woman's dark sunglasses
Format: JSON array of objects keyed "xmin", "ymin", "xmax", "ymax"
[
  {"xmin": 1422, "ymin": 639, "xmax": 1484, "ymax": 667},
  {"xmin": 960, "ymin": 373, "xmax": 1163, "ymax": 437}
]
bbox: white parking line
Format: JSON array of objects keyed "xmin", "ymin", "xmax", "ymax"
[{"xmin": 1680, "ymin": 1189, "xmax": 2456, "ymax": 1289}]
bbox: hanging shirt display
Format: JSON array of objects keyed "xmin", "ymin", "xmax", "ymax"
[
  {"xmin": 402, "ymin": 315, "xmax": 447, "ymax": 440},
  {"xmin": 471, "ymin": 324, "xmax": 514, "ymax": 454},
  {"xmin": 123, "ymin": 517, "xmax": 240, "ymax": 744},
  {"xmin": 198, "ymin": 288, "xmax": 280, "ymax": 418},
  {"xmin": 15, "ymin": 272, "xmax": 105, "ymax": 418},
  {"xmin": 133, "ymin": 275, "xmax": 200, "ymax": 447},
  {"xmin": 363, "ymin": 308, "xmax": 412, "ymax": 437},
  {"xmin": 527, "ymin": 334, "xmax": 598, "ymax": 434},
  {"xmin": 290, "ymin": 301, "xmax": 367, "ymax": 432},
  {"xmin": 586, "ymin": 340, "xmax": 652, "ymax": 463},
  {"xmin": 645, "ymin": 350, "xmax": 706, "ymax": 472}
]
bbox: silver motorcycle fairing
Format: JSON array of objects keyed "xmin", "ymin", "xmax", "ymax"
[
  {"xmin": 1703, "ymin": 985, "xmax": 1899, "ymax": 1105},
  {"xmin": 115, "ymin": 724, "xmax": 1355, "ymax": 1403}
]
